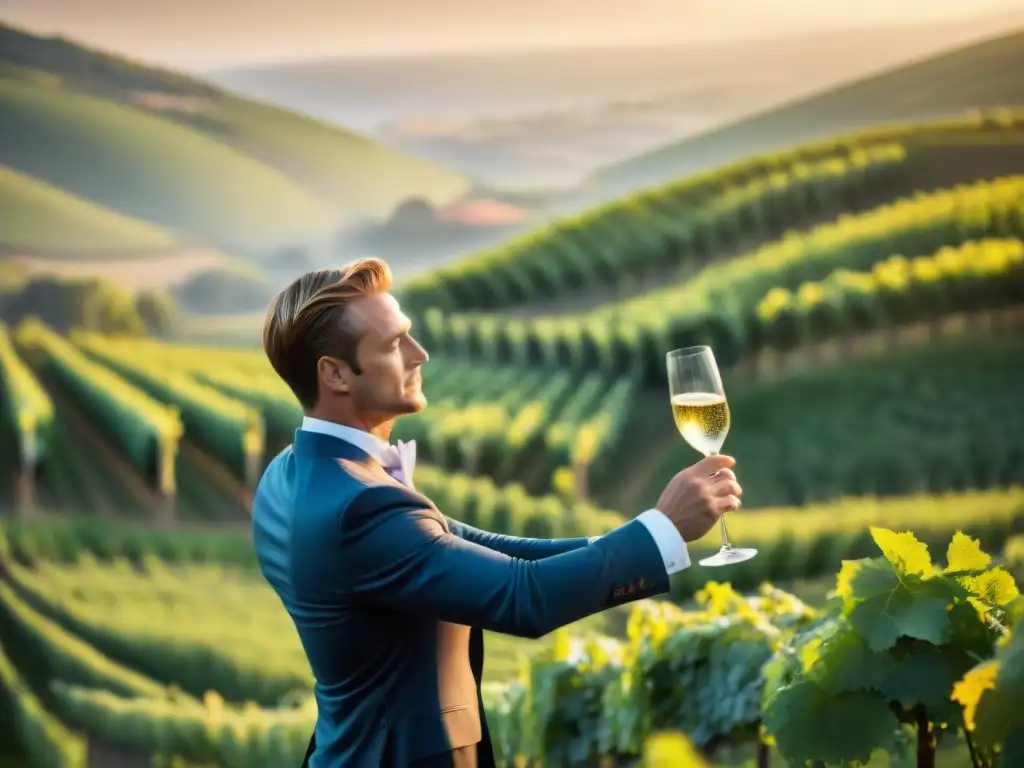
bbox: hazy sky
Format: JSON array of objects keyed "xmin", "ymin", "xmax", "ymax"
[{"xmin": 1, "ymin": 0, "xmax": 1022, "ymax": 69}]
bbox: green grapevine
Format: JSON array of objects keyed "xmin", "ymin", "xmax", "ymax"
[
  {"xmin": 63, "ymin": 334, "xmax": 638, "ymax": 491},
  {"xmin": 593, "ymin": 106, "xmax": 1024, "ymax": 205},
  {"xmin": 481, "ymin": 581, "xmax": 816, "ymax": 767},
  {"xmin": 73, "ymin": 331, "xmax": 266, "ymax": 482},
  {"xmin": 14, "ymin": 319, "xmax": 182, "ymax": 493},
  {"xmin": 762, "ymin": 527, "xmax": 1020, "ymax": 766},
  {"xmin": 400, "ymin": 143, "xmax": 909, "ymax": 312},
  {"xmin": 0, "ymin": 321, "xmax": 53, "ymax": 467},
  {"xmin": 2, "ymin": 553, "xmax": 312, "ymax": 707},
  {"xmin": 0, "ymin": 577, "xmax": 175, "ymax": 701},
  {"xmin": 0, "ymin": 516, "xmax": 259, "ymax": 569},
  {"xmin": 420, "ymin": 174, "xmax": 1024, "ymax": 380},
  {"xmin": 754, "ymin": 237, "xmax": 1024, "ymax": 351},
  {"xmin": 0, "ymin": 639, "xmax": 87, "ymax": 767},
  {"xmin": 50, "ymin": 684, "xmax": 315, "ymax": 768}
]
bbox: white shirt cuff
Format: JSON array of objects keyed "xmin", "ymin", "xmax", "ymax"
[{"xmin": 635, "ymin": 508, "xmax": 691, "ymax": 575}]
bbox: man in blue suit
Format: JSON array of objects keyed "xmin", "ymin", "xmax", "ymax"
[{"xmin": 252, "ymin": 258, "xmax": 743, "ymax": 767}]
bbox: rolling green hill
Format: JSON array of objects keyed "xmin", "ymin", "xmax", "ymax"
[
  {"xmin": 589, "ymin": 29, "xmax": 1024, "ymax": 199},
  {"xmin": 0, "ymin": 22, "xmax": 472, "ymax": 254},
  {"xmin": 0, "ymin": 78, "xmax": 340, "ymax": 253},
  {"xmin": 0, "ymin": 165, "xmax": 177, "ymax": 252}
]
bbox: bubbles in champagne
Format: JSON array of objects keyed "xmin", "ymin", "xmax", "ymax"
[{"xmin": 671, "ymin": 392, "xmax": 730, "ymax": 456}]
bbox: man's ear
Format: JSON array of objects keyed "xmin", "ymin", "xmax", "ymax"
[{"xmin": 317, "ymin": 356, "xmax": 351, "ymax": 395}]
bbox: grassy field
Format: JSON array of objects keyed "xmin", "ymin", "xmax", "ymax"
[{"xmin": 588, "ymin": 29, "xmax": 1024, "ymax": 198}]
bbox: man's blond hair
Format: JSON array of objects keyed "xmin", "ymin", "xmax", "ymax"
[{"xmin": 262, "ymin": 257, "xmax": 392, "ymax": 410}]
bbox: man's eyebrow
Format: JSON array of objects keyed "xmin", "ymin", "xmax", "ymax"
[{"xmin": 386, "ymin": 321, "xmax": 412, "ymax": 342}]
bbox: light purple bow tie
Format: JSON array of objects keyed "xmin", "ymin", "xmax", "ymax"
[{"xmin": 379, "ymin": 439, "xmax": 416, "ymax": 486}]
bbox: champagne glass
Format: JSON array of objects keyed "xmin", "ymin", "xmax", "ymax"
[{"xmin": 666, "ymin": 345, "xmax": 757, "ymax": 567}]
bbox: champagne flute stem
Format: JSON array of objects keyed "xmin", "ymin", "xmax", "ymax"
[
  {"xmin": 719, "ymin": 515, "xmax": 731, "ymax": 550},
  {"xmin": 707, "ymin": 450, "xmax": 732, "ymax": 550}
]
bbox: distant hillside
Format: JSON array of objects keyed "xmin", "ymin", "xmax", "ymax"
[
  {"xmin": 0, "ymin": 78, "xmax": 340, "ymax": 253},
  {"xmin": 588, "ymin": 29, "xmax": 1024, "ymax": 200},
  {"xmin": 0, "ymin": 22, "xmax": 471, "ymax": 255},
  {"xmin": 0, "ymin": 164, "xmax": 242, "ymax": 291},
  {"xmin": 0, "ymin": 165, "xmax": 176, "ymax": 252}
]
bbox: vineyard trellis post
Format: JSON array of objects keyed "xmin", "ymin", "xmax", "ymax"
[
  {"xmin": 573, "ymin": 459, "xmax": 589, "ymax": 502},
  {"xmin": 244, "ymin": 448, "xmax": 261, "ymax": 490},
  {"xmin": 15, "ymin": 423, "xmax": 38, "ymax": 517},
  {"xmin": 154, "ymin": 441, "xmax": 177, "ymax": 528}
]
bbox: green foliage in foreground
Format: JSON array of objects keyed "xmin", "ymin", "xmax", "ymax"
[
  {"xmin": 762, "ymin": 529, "xmax": 1020, "ymax": 767},
  {"xmin": 953, "ymin": 610, "xmax": 1024, "ymax": 766},
  {"xmin": 483, "ymin": 528, "xmax": 1021, "ymax": 767},
  {"xmin": 0, "ymin": 524, "xmax": 1017, "ymax": 767}
]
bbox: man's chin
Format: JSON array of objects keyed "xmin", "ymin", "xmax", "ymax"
[{"xmin": 396, "ymin": 394, "xmax": 427, "ymax": 414}]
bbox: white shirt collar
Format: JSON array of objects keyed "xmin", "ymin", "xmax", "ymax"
[{"xmin": 300, "ymin": 416, "xmax": 390, "ymax": 462}]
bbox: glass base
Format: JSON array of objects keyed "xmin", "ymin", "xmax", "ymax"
[{"xmin": 699, "ymin": 546, "xmax": 758, "ymax": 567}]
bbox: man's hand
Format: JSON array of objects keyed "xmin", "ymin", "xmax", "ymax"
[{"xmin": 655, "ymin": 454, "xmax": 742, "ymax": 542}]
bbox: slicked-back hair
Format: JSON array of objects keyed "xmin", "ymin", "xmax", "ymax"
[{"xmin": 262, "ymin": 257, "xmax": 393, "ymax": 411}]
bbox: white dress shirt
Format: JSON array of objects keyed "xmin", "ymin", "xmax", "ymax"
[{"xmin": 300, "ymin": 416, "xmax": 691, "ymax": 575}]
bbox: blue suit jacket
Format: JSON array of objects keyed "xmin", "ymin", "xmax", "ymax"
[{"xmin": 252, "ymin": 429, "xmax": 671, "ymax": 767}]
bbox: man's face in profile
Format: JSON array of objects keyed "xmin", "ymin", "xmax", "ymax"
[{"xmin": 345, "ymin": 292, "xmax": 429, "ymax": 417}]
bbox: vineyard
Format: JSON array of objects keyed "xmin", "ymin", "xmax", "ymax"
[{"xmin": 1, "ymin": 106, "xmax": 1024, "ymax": 767}]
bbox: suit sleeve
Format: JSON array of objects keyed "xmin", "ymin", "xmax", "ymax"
[
  {"xmin": 340, "ymin": 485, "xmax": 671, "ymax": 639},
  {"xmin": 446, "ymin": 519, "xmax": 593, "ymax": 560}
]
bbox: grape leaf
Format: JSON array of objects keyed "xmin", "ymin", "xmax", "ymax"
[
  {"xmin": 841, "ymin": 557, "xmax": 899, "ymax": 603},
  {"xmin": 971, "ymin": 671, "xmax": 1017, "ymax": 749},
  {"xmin": 835, "ymin": 560, "xmax": 862, "ymax": 601},
  {"xmin": 807, "ymin": 624, "xmax": 890, "ymax": 695},
  {"xmin": 957, "ymin": 567, "xmax": 1020, "ymax": 607},
  {"xmin": 844, "ymin": 559, "xmax": 952, "ymax": 651},
  {"xmin": 870, "ymin": 527, "xmax": 936, "ymax": 577},
  {"xmin": 944, "ymin": 531, "xmax": 991, "ymax": 573},
  {"xmin": 947, "ymin": 601, "xmax": 1000, "ymax": 659},
  {"xmin": 954, "ymin": 628, "xmax": 1024, "ymax": 751},
  {"xmin": 951, "ymin": 659, "xmax": 999, "ymax": 732},
  {"xmin": 847, "ymin": 581, "xmax": 950, "ymax": 651},
  {"xmin": 876, "ymin": 642, "xmax": 971, "ymax": 718},
  {"xmin": 763, "ymin": 680, "xmax": 898, "ymax": 765}
]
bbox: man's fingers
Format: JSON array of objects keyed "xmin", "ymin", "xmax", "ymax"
[
  {"xmin": 710, "ymin": 467, "xmax": 737, "ymax": 484},
  {"xmin": 697, "ymin": 454, "xmax": 736, "ymax": 475},
  {"xmin": 716, "ymin": 494, "xmax": 741, "ymax": 513},
  {"xmin": 712, "ymin": 479, "xmax": 742, "ymax": 498}
]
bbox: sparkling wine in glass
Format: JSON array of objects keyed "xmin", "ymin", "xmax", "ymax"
[{"xmin": 666, "ymin": 345, "xmax": 757, "ymax": 567}]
